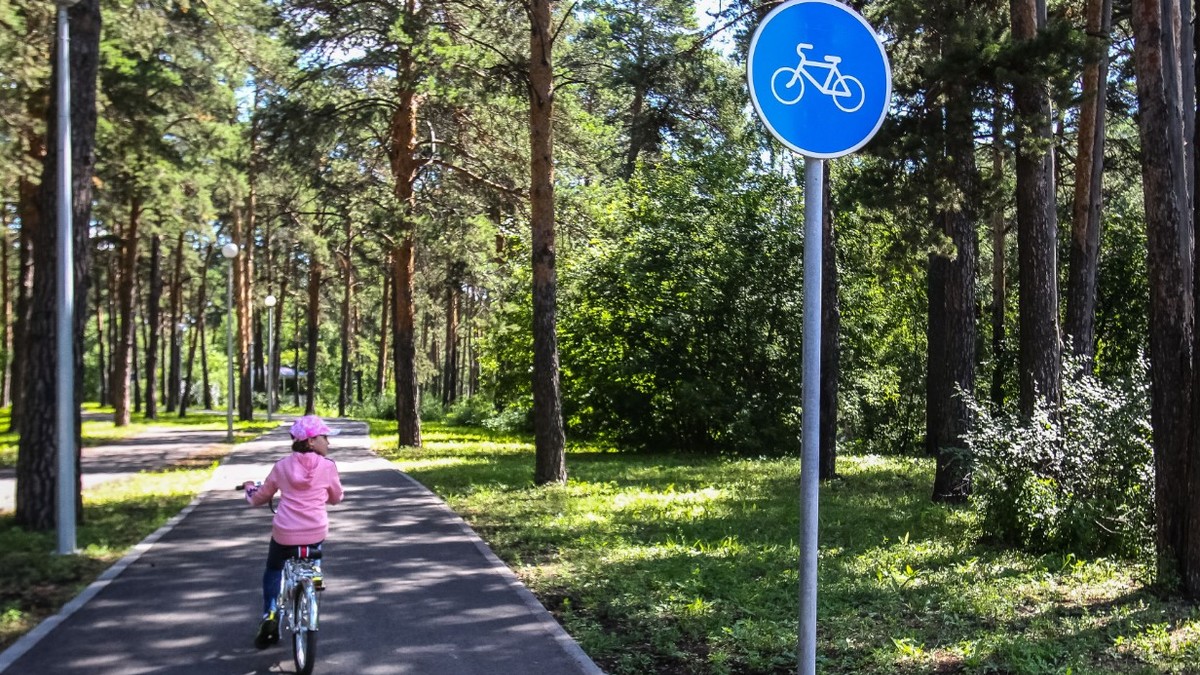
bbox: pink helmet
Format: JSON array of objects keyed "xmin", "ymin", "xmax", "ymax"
[{"xmin": 290, "ymin": 415, "xmax": 339, "ymax": 442}]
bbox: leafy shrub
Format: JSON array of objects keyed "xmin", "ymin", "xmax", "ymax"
[
  {"xmin": 483, "ymin": 403, "xmax": 531, "ymax": 433},
  {"xmin": 965, "ymin": 357, "xmax": 1154, "ymax": 557},
  {"xmin": 354, "ymin": 394, "xmax": 396, "ymax": 421},
  {"xmin": 419, "ymin": 395, "xmax": 445, "ymax": 422},
  {"xmin": 444, "ymin": 396, "xmax": 496, "ymax": 427}
]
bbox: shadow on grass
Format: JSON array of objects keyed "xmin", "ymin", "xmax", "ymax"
[{"xmin": 371, "ymin": 425, "xmax": 1199, "ymax": 675}]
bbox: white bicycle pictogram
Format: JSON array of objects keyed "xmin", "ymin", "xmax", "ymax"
[{"xmin": 770, "ymin": 43, "xmax": 866, "ymax": 113}]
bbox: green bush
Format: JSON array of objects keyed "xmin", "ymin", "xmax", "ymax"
[
  {"xmin": 444, "ymin": 396, "xmax": 496, "ymax": 427},
  {"xmin": 419, "ymin": 396, "xmax": 445, "ymax": 422},
  {"xmin": 965, "ymin": 357, "xmax": 1154, "ymax": 558},
  {"xmin": 355, "ymin": 394, "xmax": 396, "ymax": 421}
]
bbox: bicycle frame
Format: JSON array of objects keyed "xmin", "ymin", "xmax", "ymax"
[
  {"xmin": 280, "ymin": 557, "xmax": 320, "ymax": 633},
  {"xmin": 793, "ymin": 51, "xmax": 846, "ymax": 96}
]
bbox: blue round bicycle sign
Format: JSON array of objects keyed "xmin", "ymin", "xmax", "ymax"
[{"xmin": 747, "ymin": 0, "xmax": 891, "ymax": 158}]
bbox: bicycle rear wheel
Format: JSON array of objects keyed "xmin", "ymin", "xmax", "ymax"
[{"xmin": 292, "ymin": 588, "xmax": 317, "ymax": 675}]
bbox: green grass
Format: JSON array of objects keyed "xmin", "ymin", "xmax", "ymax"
[
  {"xmin": 0, "ymin": 464, "xmax": 215, "ymax": 650},
  {"xmin": 373, "ymin": 422, "xmax": 1200, "ymax": 675},
  {"xmin": 0, "ymin": 405, "xmax": 280, "ymax": 469}
]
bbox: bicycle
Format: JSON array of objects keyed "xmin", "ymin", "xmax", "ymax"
[
  {"xmin": 236, "ymin": 484, "xmax": 323, "ymax": 675},
  {"xmin": 770, "ymin": 43, "xmax": 865, "ymax": 113}
]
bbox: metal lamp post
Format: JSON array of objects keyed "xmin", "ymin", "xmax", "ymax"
[
  {"xmin": 221, "ymin": 242, "xmax": 239, "ymax": 442},
  {"xmin": 53, "ymin": 0, "xmax": 82, "ymax": 556},
  {"xmin": 264, "ymin": 294, "xmax": 276, "ymax": 421}
]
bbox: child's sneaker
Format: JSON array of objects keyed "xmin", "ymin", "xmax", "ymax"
[
  {"xmin": 254, "ymin": 612, "xmax": 279, "ymax": 649},
  {"xmin": 313, "ymin": 575, "xmax": 325, "ymax": 591}
]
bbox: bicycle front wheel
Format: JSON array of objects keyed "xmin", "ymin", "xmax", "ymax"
[{"xmin": 292, "ymin": 588, "xmax": 318, "ymax": 675}]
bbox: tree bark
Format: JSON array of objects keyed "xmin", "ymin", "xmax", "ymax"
[
  {"xmin": 15, "ymin": 0, "xmax": 100, "ymax": 530},
  {"xmin": 181, "ymin": 244, "xmax": 211, "ymax": 417},
  {"xmin": 443, "ymin": 265, "xmax": 461, "ymax": 407},
  {"xmin": 990, "ymin": 96, "xmax": 1008, "ymax": 407},
  {"xmin": 338, "ymin": 229, "xmax": 354, "ymax": 418},
  {"xmin": 166, "ymin": 232, "xmax": 184, "ymax": 411},
  {"xmin": 94, "ymin": 258, "xmax": 106, "ymax": 404},
  {"xmin": 932, "ymin": 79, "xmax": 978, "ymax": 503},
  {"xmin": 1065, "ymin": 0, "xmax": 1113, "ymax": 363},
  {"xmin": 234, "ymin": 209, "xmax": 254, "ymax": 421},
  {"xmin": 0, "ymin": 208, "xmax": 11, "ymax": 408},
  {"xmin": 529, "ymin": 0, "xmax": 567, "ymax": 485},
  {"xmin": 1011, "ymin": 0, "xmax": 1062, "ymax": 416},
  {"xmin": 305, "ymin": 259, "xmax": 320, "ymax": 415},
  {"xmin": 1132, "ymin": 0, "xmax": 1199, "ymax": 597},
  {"xmin": 376, "ymin": 255, "xmax": 390, "ymax": 397},
  {"xmin": 112, "ymin": 195, "xmax": 142, "ymax": 426},
  {"xmin": 145, "ymin": 234, "xmax": 161, "ymax": 419}
]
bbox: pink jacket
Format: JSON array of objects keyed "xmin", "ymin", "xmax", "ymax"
[{"xmin": 249, "ymin": 452, "xmax": 344, "ymax": 545}]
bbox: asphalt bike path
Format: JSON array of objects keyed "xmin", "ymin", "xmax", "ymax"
[
  {"xmin": 0, "ymin": 413, "xmax": 241, "ymax": 512},
  {"xmin": 0, "ymin": 420, "xmax": 604, "ymax": 674}
]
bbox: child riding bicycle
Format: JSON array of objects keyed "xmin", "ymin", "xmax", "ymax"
[{"xmin": 243, "ymin": 415, "xmax": 345, "ymax": 649}]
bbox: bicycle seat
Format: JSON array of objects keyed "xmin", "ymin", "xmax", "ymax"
[{"xmin": 823, "ymin": 55, "xmax": 842, "ymax": 64}]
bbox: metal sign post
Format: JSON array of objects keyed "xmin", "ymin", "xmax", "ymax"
[
  {"xmin": 54, "ymin": 0, "xmax": 80, "ymax": 556},
  {"xmin": 746, "ymin": 1, "xmax": 891, "ymax": 672}
]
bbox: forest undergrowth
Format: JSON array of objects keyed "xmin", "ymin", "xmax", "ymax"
[{"xmin": 375, "ymin": 421, "xmax": 1200, "ymax": 675}]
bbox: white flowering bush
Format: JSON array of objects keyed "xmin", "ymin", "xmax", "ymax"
[{"xmin": 965, "ymin": 357, "xmax": 1154, "ymax": 557}]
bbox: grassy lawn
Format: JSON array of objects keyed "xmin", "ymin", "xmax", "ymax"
[
  {"xmin": 0, "ymin": 465, "xmax": 215, "ymax": 650},
  {"xmin": 372, "ymin": 421, "xmax": 1200, "ymax": 675},
  {"xmin": 0, "ymin": 405, "xmax": 280, "ymax": 469}
]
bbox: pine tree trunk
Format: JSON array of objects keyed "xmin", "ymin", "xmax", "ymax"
[
  {"xmin": 10, "ymin": 185, "xmax": 34, "ymax": 434},
  {"xmin": 990, "ymin": 97, "xmax": 1008, "ymax": 407},
  {"xmin": 112, "ymin": 195, "xmax": 142, "ymax": 426},
  {"xmin": 1011, "ymin": 0, "xmax": 1062, "ymax": 416},
  {"xmin": 166, "ymin": 232, "xmax": 184, "ymax": 411},
  {"xmin": 387, "ymin": 7, "xmax": 422, "ymax": 446},
  {"xmin": 1065, "ymin": 0, "xmax": 1113, "ymax": 362},
  {"xmin": 0, "ymin": 210, "xmax": 11, "ymax": 408},
  {"xmin": 529, "ymin": 0, "xmax": 566, "ymax": 485},
  {"xmin": 145, "ymin": 235, "xmax": 161, "ymax": 419},
  {"xmin": 234, "ymin": 210, "xmax": 254, "ymax": 421},
  {"xmin": 339, "ymin": 236, "xmax": 354, "ymax": 418},
  {"xmin": 15, "ymin": 0, "xmax": 99, "ymax": 530},
  {"xmin": 932, "ymin": 82, "xmax": 979, "ymax": 503},
  {"xmin": 393, "ymin": 242, "xmax": 420, "ymax": 443},
  {"xmin": 443, "ymin": 271, "xmax": 460, "ymax": 407},
  {"xmin": 376, "ymin": 256, "xmax": 390, "ymax": 396},
  {"xmin": 181, "ymin": 244, "xmax": 211, "ymax": 417},
  {"xmin": 1132, "ymin": 0, "xmax": 1198, "ymax": 597},
  {"xmin": 306, "ymin": 259, "xmax": 320, "ymax": 415}
]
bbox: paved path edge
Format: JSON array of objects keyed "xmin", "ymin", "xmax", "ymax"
[
  {"xmin": 0, "ymin": 490, "xmax": 208, "ymax": 673},
  {"xmin": 389, "ymin": 469, "xmax": 607, "ymax": 675},
  {"xmin": 0, "ymin": 440, "xmax": 608, "ymax": 675}
]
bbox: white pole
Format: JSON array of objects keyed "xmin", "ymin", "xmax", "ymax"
[
  {"xmin": 222, "ymin": 243, "xmax": 238, "ymax": 442},
  {"xmin": 226, "ymin": 270, "xmax": 233, "ymax": 442},
  {"xmin": 798, "ymin": 157, "xmax": 823, "ymax": 674},
  {"xmin": 265, "ymin": 295, "xmax": 275, "ymax": 422},
  {"xmin": 54, "ymin": 1, "xmax": 76, "ymax": 556}
]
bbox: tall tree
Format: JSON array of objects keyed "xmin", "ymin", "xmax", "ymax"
[
  {"xmin": 1132, "ymin": 0, "xmax": 1200, "ymax": 597},
  {"xmin": 145, "ymin": 234, "xmax": 162, "ymax": 419},
  {"xmin": 529, "ymin": 0, "xmax": 567, "ymax": 485},
  {"xmin": 1064, "ymin": 0, "xmax": 1113, "ymax": 363},
  {"xmin": 1011, "ymin": 0, "xmax": 1062, "ymax": 415}
]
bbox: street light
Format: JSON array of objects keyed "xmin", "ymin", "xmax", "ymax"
[
  {"xmin": 264, "ymin": 294, "xmax": 276, "ymax": 422},
  {"xmin": 221, "ymin": 242, "xmax": 239, "ymax": 442},
  {"xmin": 54, "ymin": 0, "xmax": 82, "ymax": 556}
]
